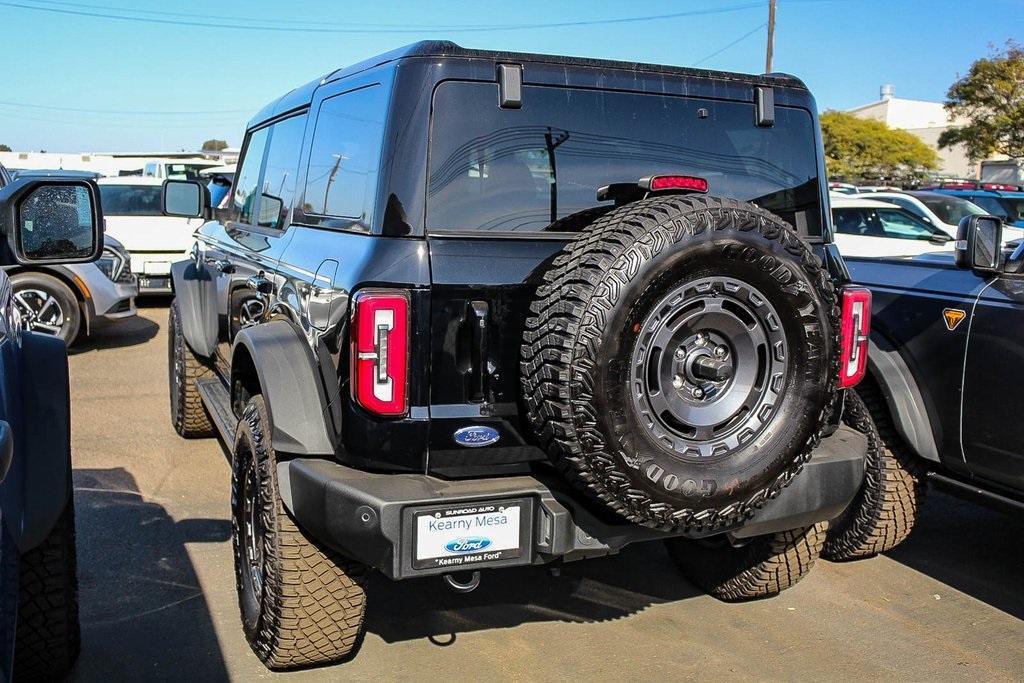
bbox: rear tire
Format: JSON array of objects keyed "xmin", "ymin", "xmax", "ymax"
[
  {"xmin": 10, "ymin": 272, "xmax": 81, "ymax": 345},
  {"xmin": 232, "ymin": 396, "xmax": 367, "ymax": 670},
  {"xmin": 666, "ymin": 522, "xmax": 828, "ymax": 601},
  {"xmin": 14, "ymin": 500, "xmax": 81, "ymax": 681},
  {"xmin": 168, "ymin": 299, "xmax": 215, "ymax": 438},
  {"xmin": 823, "ymin": 386, "xmax": 924, "ymax": 561}
]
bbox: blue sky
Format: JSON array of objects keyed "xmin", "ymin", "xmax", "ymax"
[{"xmin": 1, "ymin": 0, "xmax": 1021, "ymax": 152}]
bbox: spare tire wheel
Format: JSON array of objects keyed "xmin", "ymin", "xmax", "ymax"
[{"xmin": 522, "ymin": 195, "xmax": 839, "ymax": 531}]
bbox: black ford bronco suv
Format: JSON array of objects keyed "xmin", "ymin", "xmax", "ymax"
[
  {"xmin": 824, "ymin": 214, "xmax": 1024, "ymax": 561},
  {"xmin": 163, "ymin": 42, "xmax": 872, "ymax": 669},
  {"xmin": 0, "ymin": 163, "xmax": 98, "ymax": 679}
]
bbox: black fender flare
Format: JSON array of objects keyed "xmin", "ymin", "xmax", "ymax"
[
  {"xmin": 170, "ymin": 259, "xmax": 218, "ymax": 358},
  {"xmin": 232, "ymin": 320, "xmax": 335, "ymax": 456},
  {"xmin": 867, "ymin": 334, "xmax": 940, "ymax": 463},
  {"xmin": 0, "ymin": 332, "xmax": 72, "ymax": 552}
]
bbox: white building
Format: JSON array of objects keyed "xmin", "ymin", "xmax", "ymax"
[
  {"xmin": 846, "ymin": 85, "xmax": 975, "ymax": 178},
  {"xmin": 0, "ymin": 150, "xmax": 235, "ymax": 176}
]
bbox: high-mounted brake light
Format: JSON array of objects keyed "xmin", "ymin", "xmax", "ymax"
[
  {"xmin": 351, "ymin": 290, "xmax": 409, "ymax": 416},
  {"xmin": 647, "ymin": 175, "xmax": 709, "ymax": 193},
  {"xmin": 838, "ymin": 287, "xmax": 871, "ymax": 388}
]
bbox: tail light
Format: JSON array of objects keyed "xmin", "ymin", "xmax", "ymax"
[
  {"xmin": 646, "ymin": 175, "xmax": 709, "ymax": 193},
  {"xmin": 351, "ymin": 289, "xmax": 409, "ymax": 416},
  {"xmin": 838, "ymin": 286, "xmax": 871, "ymax": 388}
]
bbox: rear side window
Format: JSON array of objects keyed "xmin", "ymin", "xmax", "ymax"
[
  {"xmin": 302, "ymin": 85, "xmax": 387, "ymax": 230},
  {"xmin": 427, "ymin": 82, "xmax": 823, "ymax": 236},
  {"xmin": 833, "ymin": 207, "xmax": 940, "ymax": 240}
]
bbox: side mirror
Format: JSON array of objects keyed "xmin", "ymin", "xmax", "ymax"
[
  {"xmin": 0, "ymin": 178, "xmax": 103, "ymax": 266},
  {"xmin": 955, "ymin": 215, "xmax": 1003, "ymax": 273},
  {"xmin": 162, "ymin": 179, "xmax": 209, "ymax": 219}
]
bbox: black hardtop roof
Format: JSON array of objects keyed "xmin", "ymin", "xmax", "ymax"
[{"xmin": 249, "ymin": 41, "xmax": 808, "ymax": 128}]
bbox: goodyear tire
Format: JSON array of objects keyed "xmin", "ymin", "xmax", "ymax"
[
  {"xmin": 168, "ymin": 299, "xmax": 215, "ymax": 438},
  {"xmin": 522, "ymin": 195, "xmax": 839, "ymax": 531},
  {"xmin": 14, "ymin": 500, "xmax": 81, "ymax": 681},
  {"xmin": 232, "ymin": 396, "xmax": 367, "ymax": 670},
  {"xmin": 823, "ymin": 385, "xmax": 924, "ymax": 560},
  {"xmin": 665, "ymin": 522, "xmax": 828, "ymax": 601}
]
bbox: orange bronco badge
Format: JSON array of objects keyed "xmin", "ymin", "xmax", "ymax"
[{"xmin": 943, "ymin": 308, "xmax": 966, "ymax": 331}]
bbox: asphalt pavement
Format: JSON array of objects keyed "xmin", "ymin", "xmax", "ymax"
[{"xmin": 66, "ymin": 304, "xmax": 1024, "ymax": 681}]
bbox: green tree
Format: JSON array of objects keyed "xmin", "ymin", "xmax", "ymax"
[
  {"xmin": 939, "ymin": 41, "xmax": 1024, "ymax": 161},
  {"xmin": 0, "ymin": 144, "xmax": 10, "ymax": 152},
  {"xmin": 820, "ymin": 111, "xmax": 939, "ymax": 183},
  {"xmin": 201, "ymin": 138, "xmax": 228, "ymax": 151}
]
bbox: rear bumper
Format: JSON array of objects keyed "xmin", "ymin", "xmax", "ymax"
[{"xmin": 279, "ymin": 425, "xmax": 867, "ymax": 580}]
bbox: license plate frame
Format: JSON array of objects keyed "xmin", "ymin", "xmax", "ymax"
[{"xmin": 407, "ymin": 497, "xmax": 534, "ymax": 572}]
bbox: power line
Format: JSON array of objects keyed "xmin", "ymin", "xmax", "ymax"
[
  {"xmin": 693, "ymin": 22, "xmax": 767, "ymax": 66},
  {"xmin": 0, "ymin": 0, "xmax": 766, "ymax": 33},
  {"xmin": 0, "ymin": 100, "xmax": 249, "ymax": 116}
]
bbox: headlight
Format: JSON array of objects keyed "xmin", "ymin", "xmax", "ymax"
[{"xmin": 96, "ymin": 247, "xmax": 130, "ymax": 282}]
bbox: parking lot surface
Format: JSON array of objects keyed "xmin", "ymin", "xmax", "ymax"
[{"xmin": 68, "ymin": 305, "xmax": 1024, "ymax": 681}]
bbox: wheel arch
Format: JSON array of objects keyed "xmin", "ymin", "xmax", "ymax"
[
  {"xmin": 866, "ymin": 333, "xmax": 940, "ymax": 463},
  {"xmin": 231, "ymin": 320, "xmax": 335, "ymax": 457}
]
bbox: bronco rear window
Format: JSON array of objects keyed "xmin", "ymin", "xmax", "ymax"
[{"xmin": 427, "ymin": 82, "xmax": 823, "ymax": 238}]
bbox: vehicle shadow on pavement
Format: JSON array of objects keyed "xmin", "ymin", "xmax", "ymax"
[
  {"xmin": 70, "ymin": 467, "xmax": 231, "ymax": 681},
  {"xmin": 885, "ymin": 490, "xmax": 1024, "ymax": 620},
  {"xmin": 70, "ymin": 315, "xmax": 159, "ymax": 355},
  {"xmin": 364, "ymin": 541, "xmax": 703, "ymax": 645}
]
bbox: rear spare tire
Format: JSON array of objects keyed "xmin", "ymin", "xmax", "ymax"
[{"xmin": 522, "ymin": 195, "xmax": 838, "ymax": 531}]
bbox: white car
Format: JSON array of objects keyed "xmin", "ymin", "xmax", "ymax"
[
  {"xmin": 139, "ymin": 158, "xmax": 222, "ymax": 180},
  {"xmin": 98, "ymin": 177, "xmax": 203, "ymax": 292},
  {"xmin": 866, "ymin": 190, "xmax": 1024, "ymax": 244},
  {"xmin": 830, "ymin": 195, "xmax": 954, "ymax": 258}
]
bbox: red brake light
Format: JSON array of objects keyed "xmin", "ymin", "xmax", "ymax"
[
  {"xmin": 838, "ymin": 287, "xmax": 871, "ymax": 388},
  {"xmin": 351, "ymin": 290, "xmax": 409, "ymax": 416},
  {"xmin": 648, "ymin": 175, "xmax": 709, "ymax": 193}
]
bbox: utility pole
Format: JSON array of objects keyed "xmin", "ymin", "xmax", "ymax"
[{"xmin": 765, "ymin": 0, "xmax": 777, "ymax": 73}]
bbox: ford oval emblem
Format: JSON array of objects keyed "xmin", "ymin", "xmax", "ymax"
[
  {"xmin": 453, "ymin": 426, "xmax": 500, "ymax": 448},
  {"xmin": 445, "ymin": 537, "xmax": 492, "ymax": 553}
]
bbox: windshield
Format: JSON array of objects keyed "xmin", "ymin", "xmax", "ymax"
[
  {"xmin": 919, "ymin": 195, "xmax": 986, "ymax": 224},
  {"xmin": 833, "ymin": 206, "xmax": 946, "ymax": 241},
  {"xmin": 428, "ymin": 82, "xmax": 823, "ymax": 237},
  {"xmin": 99, "ymin": 185, "xmax": 163, "ymax": 216},
  {"xmin": 968, "ymin": 195, "xmax": 1024, "ymax": 223},
  {"xmin": 166, "ymin": 163, "xmax": 216, "ymax": 180}
]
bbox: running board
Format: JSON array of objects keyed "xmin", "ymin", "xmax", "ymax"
[
  {"xmin": 927, "ymin": 471, "xmax": 1024, "ymax": 513},
  {"xmin": 195, "ymin": 377, "xmax": 237, "ymax": 447}
]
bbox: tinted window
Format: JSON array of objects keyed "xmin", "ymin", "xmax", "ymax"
[
  {"xmin": 256, "ymin": 114, "xmax": 307, "ymax": 230},
  {"xmin": 428, "ymin": 82, "xmax": 822, "ymax": 235},
  {"xmin": 833, "ymin": 207, "xmax": 942, "ymax": 240},
  {"xmin": 971, "ymin": 196, "xmax": 1010, "ymax": 220},
  {"xmin": 99, "ymin": 185, "xmax": 163, "ymax": 216},
  {"xmin": 303, "ymin": 86, "xmax": 386, "ymax": 228},
  {"xmin": 233, "ymin": 127, "xmax": 270, "ymax": 224},
  {"xmin": 918, "ymin": 195, "xmax": 985, "ymax": 224}
]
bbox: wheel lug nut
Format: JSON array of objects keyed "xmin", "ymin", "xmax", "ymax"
[
  {"xmin": 691, "ymin": 387, "xmax": 704, "ymax": 399},
  {"xmin": 714, "ymin": 346, "xmax": 728, "ymax": 358},
  {"xmin": 695, "ymin": 333, "xmax": 706, "ymax": 344},
  {"xmin": 672, "ymin": 375, "xmax": 684, "ymax": 389},
  {"xmin": 675, "ymin": 347, "xmax": 686, "ymax": 359}
]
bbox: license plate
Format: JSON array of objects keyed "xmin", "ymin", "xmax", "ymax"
[
  {"xmin": 139, "ymin": 277, "xmax": 169, "ymax": 290},
  {"xmin": 143, "ymin": 261, "xmax": 171, "ymax": 275},
  {"xmin": 413, "ymin": 502, "xmax": 522, "ymax": 570}
]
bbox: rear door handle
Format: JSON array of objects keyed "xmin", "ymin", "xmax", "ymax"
[{"xmin": 0, "ymin": 420, "xmax": 13, "ymax": 484}]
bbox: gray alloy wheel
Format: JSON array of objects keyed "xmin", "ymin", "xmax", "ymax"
[
  {"xmin": 13, "ymin": 288, "xmax": 66, "ymax": 336},
  {"xmin": 630, "ymin": 276, "xmax": 788, "ymax": 460},
  {"xmin": 10, "ymin": 272, "xmax": 81, "ymax": 345}
]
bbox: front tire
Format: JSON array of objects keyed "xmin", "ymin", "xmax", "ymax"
[
  {"xmin": 14, "ymin": 501, "xmax": 81, "ymax": 681},
  {"xmin": 168, "ymin": 299, "xmax": 215, "ymax": 438},
  {"xmin": 665, "ymin": 522, "xmax": 828, "ymax": 601},
  {"xmin": 823, "ymin": 387, "xmax": 924, "ymax": 561},
  {"xmin": 10, "ymin": 272, "xmax": 81, "ymax": 345},
  {"xmin": 231, "ymin": 396, "xmax": 367, "ymax": 670}
]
